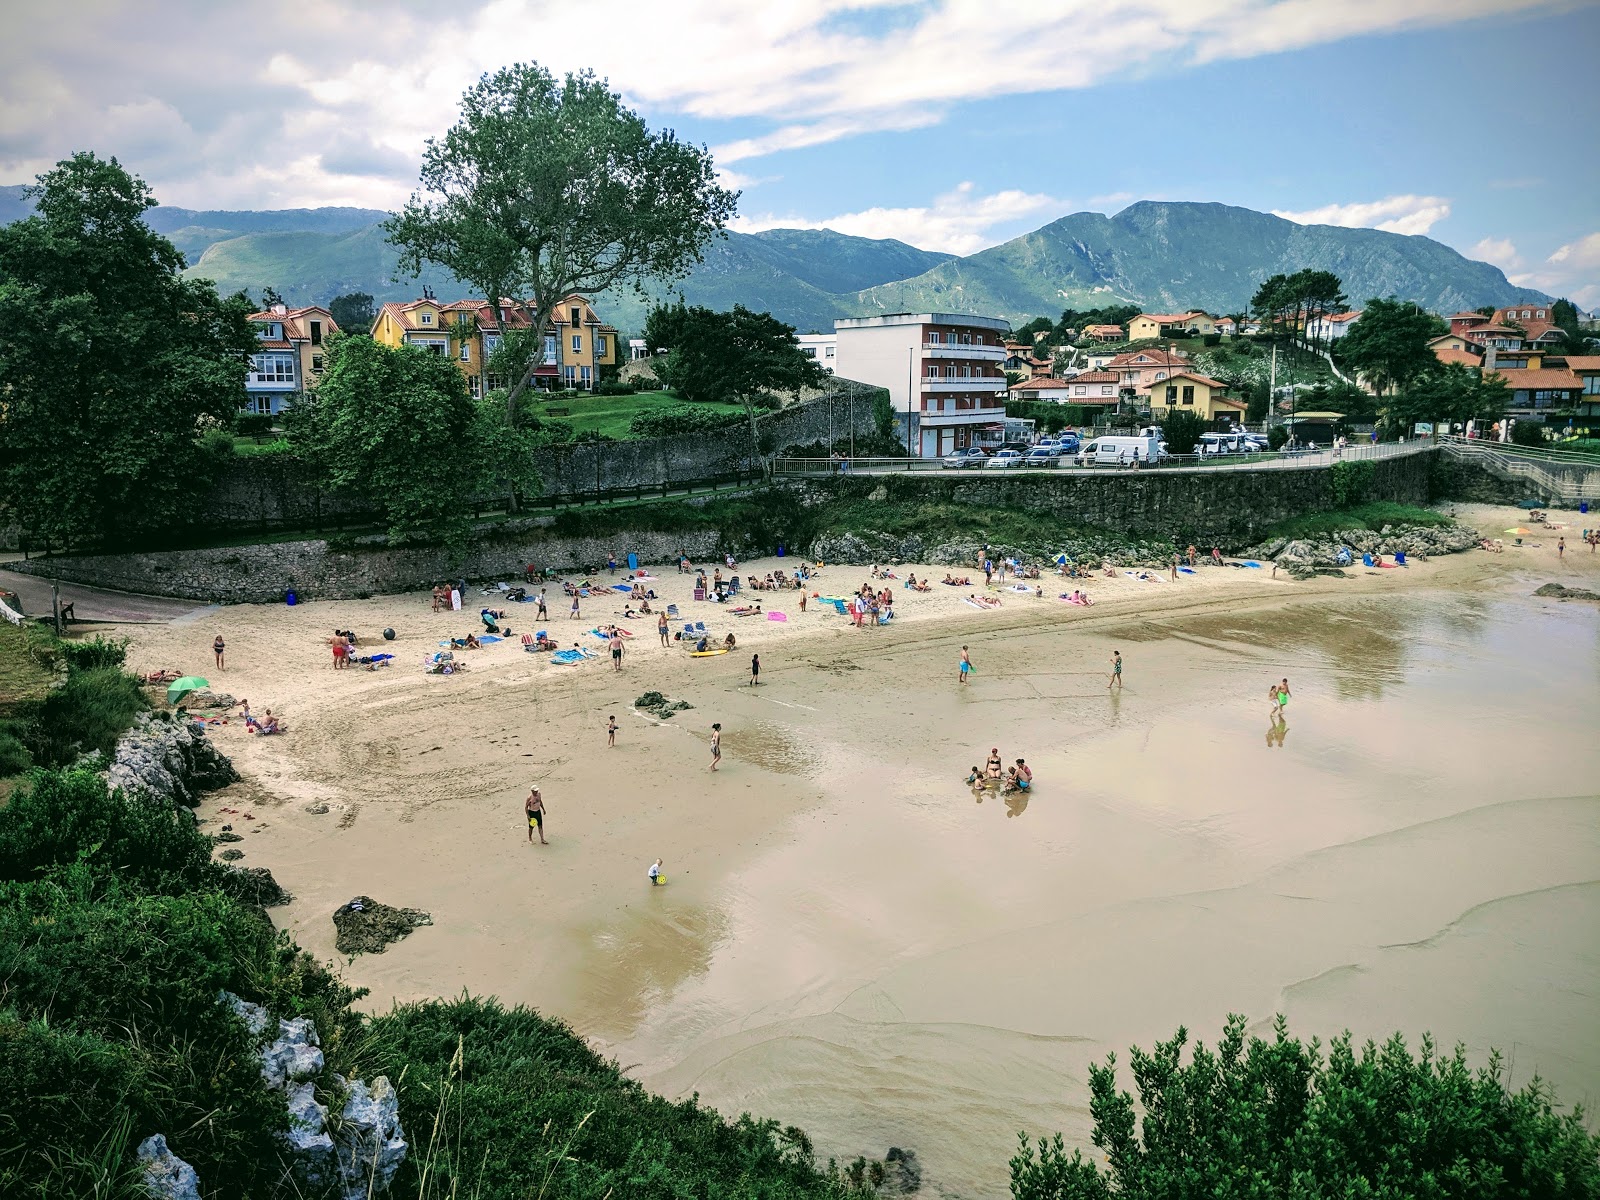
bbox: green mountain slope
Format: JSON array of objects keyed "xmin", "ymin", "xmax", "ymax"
[
  {"xmin": 743, "ymin": 228, "xmax": 952, "ymax": 294},
  {"xmin": 850, "ymin": 201, "xmax": 1547, "ymax": 321},
  {"xmin": 185, "ymin": 225, "xmax": 469, "ymax": 306}
]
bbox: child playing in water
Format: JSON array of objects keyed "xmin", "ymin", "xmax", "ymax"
[{"xmin": 965, "ymin": 765, "xmax": 983, "ymax": 786}]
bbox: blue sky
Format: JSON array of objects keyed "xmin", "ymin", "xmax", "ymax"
[{"xmin": 2, "ymin": 1, "xmax": 1596, "ymax": 302}]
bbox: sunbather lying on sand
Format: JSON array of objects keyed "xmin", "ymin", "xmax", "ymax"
[{"xmin": 942, "ymin": 574, "xmax": 972, "ymax": 585}]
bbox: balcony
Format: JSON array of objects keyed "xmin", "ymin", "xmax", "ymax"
[
  {"xmin": 922, "ymin": 343, "xmax": 1007, "ymax": 361},
  {"xmin": 918, "ymin": 407, "xmax": 1006, "ymax": 427},
  {"xmin": 921, "ymin": 377, "xmax": 1008, "ymax": 392}
]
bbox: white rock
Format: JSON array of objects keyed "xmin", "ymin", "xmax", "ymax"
[
  {"xmin": 136, "ymin": 1134, "xmax": 201, "ymax": 1200},
  {"xmin": 219, "ymin": 990, "xmax": 272, "ymax": 1039},
  {"xmin": 336, "ymin": 1076, "xmax": 408, "ymax": 1200},
  {"xmin": 261, "ymin": 1016, "xmax": 324, "ymax": 1089},
  {"xmin": 284, "ymin": 1081, "xmax": 338, "ymax": 1187}
]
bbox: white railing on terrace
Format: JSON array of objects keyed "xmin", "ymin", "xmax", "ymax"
[{"xmin": 1438, "ymin": 434, "xmax": 1600, "ymax": 503}]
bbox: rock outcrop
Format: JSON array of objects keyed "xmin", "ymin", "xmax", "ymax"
[
  {"xmin": 218, "ymin": 991, "xmax": 408, "ymax": 1199},
  {"xmin": 222, "ymin": 864, "xmax": 292, "ymax": 907},
  {"xmin": 333, "ymin": 896, "xmax": 433, "ymax": 956},
  {"xmin": 1535, "ymin": 582, "xmax": 1600, "ymax": 602},
  {"xmin": 136, "ymin": 1134, "xmax": 201, "ymax": 1200},
  {"xmin": 809, "ymin": 531, "xmax": 1173, "ymax": 569},
  {"xmin": 1243, "ymin": 522, "xmax": 1482, "ymax": 579},
  {"xmin": 106, "ymin": 712, "xmax": 238, "ymax": 807}
]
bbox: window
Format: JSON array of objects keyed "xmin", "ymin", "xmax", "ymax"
[
  {"xmin": 311, "ymin": 354, "xmax": 323, "ymax": 373},
  {"xmin": 1075, "ymin": 385, "xmax": 1086, "ymax": 396},
  {"xmin": 570, "ymin": 306, "xmax": 582, "ymax": 327},
  {"xmin": 1166, "ymin": 385, "xmax": 1178, "ymax": 402},
  {"xmin": 420, "ymin": 312, "xmax": 433, "ymax": 325},
  {"xmin": 825, "ymin": 346, "xmax": 835, "ymax": 359},
  {"xmin": 974, "ymin": 336, "xmax": 984, "ymax": 346},
  {"xmin": 250, "ymin": 353, "xmax": 296, "ymax": 384},
  {"xmin": 596, "ymin": 335, "xmax": 608, "ymax": 357},
  {"xmin": 417, "ymin": 339, "xmax": 447, "ymax": 356},
  {"xmin": 571, "ymin": 334, "xmax": 581, "ymax": 353},
  {"xmin": 1182, "ymin": 385, "xmax": 1195, "ymax": 404},
  {"xmin": 961, "ymin": 333, "xmax": 971, "ymax": 345},
  {"xmin": 1536, "ymin": 309, "xmax": 1545, "ymax": 318},
  {"xmin": 309, "ymin": 320, "xmax": 322, "ymax": 345},
  {"xmin": 1101, "ymin": 385, "xmax": 1113, "ymax": 396},
  {"xmin": 581, "ymin": 366, "xmax": 592, "ymax": 385},
  {"xmin": 1155, "ymin": 371, "xmax": 1167, "ymax": 381},
  {"xmin": 543, "ymin": 335, "xmax": 557, "ymax": 364},
  {"xmin": 256, "ymin": 322, "xmax": 280, "ymax": 340},
  {"xmin": 802, "ymin": 348, "xmax": 817, "ymax": 358},
  {"xmin": 483, "ymin": 333, "xmax": 501, "ymax": 361},
  {"xmin": 1584, "ymin": 376, "xmax": 1600, "ymax": 395},
  {"xmin": 563, "ymin": 366, "xmax": 576, "ymax": 383},
  {"xmin": 468, "ymin": 376, "xmax": 481, "ymax": 397},
  {"xmin": 460, "ymin": 343, "xmax": 470, "ymax": 361}
]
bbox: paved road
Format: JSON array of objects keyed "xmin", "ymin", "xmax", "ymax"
[
  {"xmin": 0, "ymin": 564, "xmax": 206, "ymax": 625},
  {"xmin": 777, "ymin": 440, "xmax": 1430, "ymax": 476}
]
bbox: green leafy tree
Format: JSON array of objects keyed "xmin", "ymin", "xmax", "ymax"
[
  {"xmin": 1011, "ymin": 1015, "xmax": 1600, "ymax": 1200},
  {"xmin": 386, "ymin": 63, "xmax": 737, "ymax": 417},
  {"xmin": 295, "ymin": 336, "xmax": 540, "ymax": 548},
  {"xmin": 1013, "ymin": 316, "xmax": 1054, "ymax": 343},
  {"xmin": 645, "ymin": 303, "xmax": 828, "ymax": 476},
  {"xmin": 1335, "ymin": 297, "xmax": 1444, "ymax": 396},
  {"xmin": 1158, "ymin": 409, "xmax": 1206, "ymax": 454},
  {"xmin": 1387, "ymin": 362, "xmax": 1507, "ymax": 432},
  {"xmin": 1551, "ymin": 298, "xmax": 1593, "ymax": 355},
  {"xmin": 0, "ymin": 153, "xmax": 256, "ymax": 547},
  {"xmin": 327, "ymin": 291, "xmax": 375, "ymax": 334}
]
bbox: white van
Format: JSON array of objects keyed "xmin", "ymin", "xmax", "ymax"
[
  {"xmin": 1077, "ymin": 434, "xmax": 1162, "ymax": 466},
  {"xmin": 1197, "ymin": 433, "xmax": 1242, "ymax": 456}
]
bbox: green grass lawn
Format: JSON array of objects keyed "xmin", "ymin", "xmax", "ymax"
[
  {"xmin": 1260, "ymin": 502, "xmax": 1453, "ymax": 542},
  {"xmin": 527, "ymin": 390, "xmax": 736, "ymax": 439}
]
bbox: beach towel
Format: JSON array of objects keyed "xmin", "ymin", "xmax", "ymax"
[
  {"xmin": 964, "ymin": 598, "xmax": 990, "ymax": 610},
  {"xmin": 1178, "ymin": 566, "xmax": 1197, "ymax": 575},
  {"xmin": 369, "ymin": 653, "xmax": 394, "ymax": 662},
  {"xmin": 612, "ymin": 584, "xmax": 634, "ymax": 593},
  {"xmin": 1009, "ymin": 584, "xmax": 1031, "ymax": 593},
  {"xmin": 1242, "ymin": 561, "xmax": 1263, "ymax": 569},
  {"xmin": 767, "ymin": 611, "xmax": 787, "ymax": 622},
  {"xmin": 551, "ymin": 649, "xmax": 587, "ymax": 664},
  {"xmin": 479, "ymin": 635, "xmax": 503, "ymax": 644}
]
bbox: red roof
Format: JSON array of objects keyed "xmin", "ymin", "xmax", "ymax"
[
  {"xmin": 1562, "ymin": 356, "xmax": 1600, "ymax": 371},
  {"xmin": 1433, "ymin": 348, "xmax": 1482, "ymax": 368},
  {"xmin": 1161, "ymin": 371, "xmax": 1229, "ymax": 388},
  {"xmin": 1493, "ymin": 367, "xmax": 1581, "ymax": 389},
  {"xmin": 1106, "ymin": 347, "xmax": 1191, "ymax": 368}
]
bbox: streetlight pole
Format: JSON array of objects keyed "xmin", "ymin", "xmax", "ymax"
[{"xmin": 907, "ymin": 345, "xmax": 916, "ymax": 460}]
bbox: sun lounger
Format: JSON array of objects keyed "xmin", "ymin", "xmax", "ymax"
[
  {"xmin": 666, "ymin": 604, "xmax": 680, "ymax": 617},
  {"xmin": 692, "ymin": 621, "xmax": 706, "ymax": 634}
]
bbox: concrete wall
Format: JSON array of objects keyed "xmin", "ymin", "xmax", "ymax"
[
  {"xmin": 11, "ymin": 525, "xmax": 727, "ymax": 606},
  {"xmin": 794, "ymin": 451, "xmax": 1435, "ymax": 546}
]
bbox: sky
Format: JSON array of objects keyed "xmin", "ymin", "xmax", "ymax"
[{"xmin": 2, "ymin": 0, "xmax": 1597, "ymax": 304}]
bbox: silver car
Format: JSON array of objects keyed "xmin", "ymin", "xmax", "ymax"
[
  {"xmin": 941, "ymin": 447, "xmax": 989, "ymax": 469},
  {"xmin": 984, "ymin": 449, "xmax": 1025, "ymax": 469}
]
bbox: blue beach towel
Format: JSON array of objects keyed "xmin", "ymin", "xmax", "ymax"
[
  {"xmin": 1242, "ymin": 561, "xmax": 1262, "ymax": 569},
  {"xmin": 551, "ymin": 649, "xmax": 586, "ymax": 664},
  {"xmin": 479, "ymin": 635, "xmax": 503, "ymax": 644},
  {"xmin": 1178, "ymin": 566, "xmax": 1197, "ymax": 575}
]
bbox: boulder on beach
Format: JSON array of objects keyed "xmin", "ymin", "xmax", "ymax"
[
  {"xmin": 634, "ymin": 691, "xmax": 694, "ymax": 719},
  {"xmin": 224, "ymin": 865, "xmax": 292, "ymax": 907},
  {"xmin": 1535, "ymin": 583, "xmax": 1600, "ymax": 601},
  {"xmin": 333, "ymin": 895, "xmax": 433, "ymax": 956}
]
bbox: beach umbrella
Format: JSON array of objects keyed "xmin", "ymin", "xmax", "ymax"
[
  {"xmin": 166, "ymin": 676, "xmax": 209, "ymax": 704},
  {"xmin": 1503, "ymin": 527, "xmax": 1533, "ymax": 536}
]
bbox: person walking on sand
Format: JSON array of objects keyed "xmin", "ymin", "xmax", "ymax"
[
  {"xmin": 649, "ymin": 858, "xmax": 665, "ymax": 886},
  {"xmin": 1108, "ymin": 650, "xmax": 1123, "ymax": 690},
  {"xmin": 709, "ymin": 723, "xmax": 722, "ymax": 771},
  {"xmin": 609, "ymin": 630, "xmax": 624, "ymax": 672},
  {"xmin": 570, "ymin": 593, "xmax": 581, "ymax": 620},
  {"xmin": 1558, "ymin": 536, "xmax": 1565, "ymax": 560},
  {"xmin": 607, "ymin": 715, "xmax": 617, "ymax": 747},
  {"xmin": 536, "ymin": 590, "xmax": 548, "ymax": 620},
  {"xmin": 212, "ymin": 634, "xmax": 226, "ymax": 670},
  {"xmin": 608, "ymin": 552, "xmax": 617, "ymax": 575},
  {"xmin": 1187, "ymin": 544, "xmax": 1198, "ymax": 568},
  {"xmin": 658, "ymin": 611, "xmax": 669, "ymax": 647},
  {"xmin": 750, "ymin": 652, "xmax": 761, "ymax": 687},
  {"xmin": 1170, "ymin": 554, "xmax": 1179, "ymax": 581},
  {"xmin": 959, "ymin": 645, "xmax": 973, "ymax": 685},
  {"xmin": 525, "ymin": 786, "xmax": 547, "ymax": 845}
]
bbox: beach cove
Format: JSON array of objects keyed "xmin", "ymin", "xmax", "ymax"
[{"xmin": 111, "ymin": 503, "xmax": 1600, "ymax": 1198}]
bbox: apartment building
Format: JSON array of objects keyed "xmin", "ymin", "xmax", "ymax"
[
  {"xmin": 834, "ymin": 312, "xmax": 1011, "ymax": 457},
  {"xmin": 372, "ymin": 294, "xmax": 618, "ymax": 394},
  {"xmin": 796, "ymin": 333, "xmax": 837, "ymax": 374},
  {"xmin": 245, "ymin": 304, "xmax": 338, "ymax": 414}
]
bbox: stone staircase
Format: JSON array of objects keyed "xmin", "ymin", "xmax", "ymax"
[{"xmin": 1438, "ymin": 436, "xmax": 1600, "ymax": 505}]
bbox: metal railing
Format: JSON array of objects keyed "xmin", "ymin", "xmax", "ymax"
[
  {"xmin": 774, "ymin": 440, "xmax": 1431, "ymax": 476},
  {"xmin": 1437, "ymin": 435, "xmax": 1600, "ymax": 503}
]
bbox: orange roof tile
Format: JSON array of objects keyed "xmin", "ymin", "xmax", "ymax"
[
  {"xmin": 1433, "ymin": 348, "xmax": 1482, "ymax": 368},
  {"xmin": 1492, "ymin": 367, "xmax": 1580, "ymax": 389},
  {"xmin": 1562, "ymin": 356, "xmax": 1600, "ymax": 371}
]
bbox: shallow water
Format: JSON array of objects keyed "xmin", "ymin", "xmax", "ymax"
[{"xmin": 562, "ymin": 590, "xmax": 1600, "ymax": 1197}]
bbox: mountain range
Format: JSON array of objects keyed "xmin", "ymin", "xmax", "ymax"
[{"xmin": 0, "ymin": 186, "xmax": 1548, "ymax": 332}]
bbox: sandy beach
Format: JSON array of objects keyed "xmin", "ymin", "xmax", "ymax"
[{"xmin": 107, "ymin": 503, "xmax": 1600, "ymax": 1197}]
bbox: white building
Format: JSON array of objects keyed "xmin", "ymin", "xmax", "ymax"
[
  {"xmin": 796, "ymin": 332, "xmax": 837, "ymax": 374},
  {"xmin": 629, "ymin": 338, "xmax": 649, "ymax": 360},
  {"xmin": 1306, "ymin": 310, "xmax": 1362, "ymax": 342},
  {"xmin": 833, "ymin": 312, "xmax": 1011, "ymax": 457}
]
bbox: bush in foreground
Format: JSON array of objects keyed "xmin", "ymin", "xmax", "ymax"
[{"xmin": 1011, "ymin": 1015, "xmax": 1600, "ymax": 1199}]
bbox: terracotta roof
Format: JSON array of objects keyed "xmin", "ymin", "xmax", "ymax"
[
  {"xmin": 1322, "ymin": 310, "xmax": 1362, "ymax": 323},
  {"xmin": 1106, "ymin": 347, "xmax": 1190, "ymax": 368},
  {"xmin": 1208, "ymin": 396, "xmax": 1248, "ymax": 409},
  {"xmin": 1427, "ymin": 334, "xmax": 1470, "ymax": 347},
  {"xmin": 1433, "ymin": 348, "xmax": 1482, "ymax": 368},
  {"xmin": 1497, "ymin": 368, "xmax": 1581, "ymax": 389},
  {"xmin": 1464, "ymin": 324, "xmax": 1519, "ymax": 336},
  {"xmin": 254, "ymin": 340, "xmax": 294, "ymax": 350},
  {"xmin": 1133, "ymin": 311, "xmax": 1208, "ymax": 324},
  {"xmin": 1449, "ymin": 311, "xmax": 1486, "ymax": 320},
  {"xmin": 1161, "ymin": 371, "xmax": 1229, "ymax": 389},
  {"xmin": 1063, "ymin": 371, "xmax": 1121, "ymax": 383},
  {"xmin": 1084, "ymin": 324, "xmax": 1124, "ymax": 334},
  {"xmin": 1562, "ymin": 356, "xmax": 1600, "ymax": 371},
  {"xmin": 1518, "ymin": 319, "xmax": 1563, "ymax": 342},
  {"xmin": 248, "ymin": 305, "xmax": 338, "ymax": 341}
]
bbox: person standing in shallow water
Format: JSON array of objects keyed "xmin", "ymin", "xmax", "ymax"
[
  {"xmin": 1108, "ymin": 650, "xmax": 1122, "ymax": 690},
  {"xmin": 750, "ymin": 652, "xmax": 760, "ymax": 687},
  {"xmin": 959, "ymin": 645, "xmax": 972, "ymax": 685},
  {"xmin": 709, "ymin": 723, "xmax": 722, "ymax": 771}
]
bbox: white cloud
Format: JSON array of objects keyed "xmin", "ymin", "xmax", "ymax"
[
  {"xmin": 0, "ymin": 0, "xmax": 1570, "ymax": 208},
  {"xmin": 1273, "ymin": 195, "xmax": 1452, "ymax": 236},
  {"xmin": 1548, "ymin": 232, "xmax": 1600, "ymax": 271},
  {"xmin": 1469, "ymin": 236, "xmax": 1523, "ymax": 270},
  {"xmin": 733, "ymin": 181, "xmax": 1062, "ymax": 256}
]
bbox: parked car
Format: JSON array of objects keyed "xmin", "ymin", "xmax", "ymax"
[
  {"xmin": 1023, "ymin": 446, "xmax": 1060, "ymax": 467},
  {"xmin": 985, "ymin": 449, "xmax": 1025, "ymax": 469},
  {"xmin": 941, "ymin": 447, "xmax": 989, "ymax": 469}
]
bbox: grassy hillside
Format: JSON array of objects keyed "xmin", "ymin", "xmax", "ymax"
[
  {"xmin": 852, "ymin": 201, "xmax": 1549, "ymax": 322},
  {"xmin": 186, "ymin": 225, "xmax": 470, "ymax": 307}
]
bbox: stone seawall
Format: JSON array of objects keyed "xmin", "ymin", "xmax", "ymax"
[
  {"xmin": 794, "ymin": 450, "xmax": 1435, "ymax": 545},
  {"xmin": 14, "ymin": 525, "xmax": 726, "ymax": 605}
]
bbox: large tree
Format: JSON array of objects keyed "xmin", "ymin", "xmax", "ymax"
[
  {"xmin": 293, "ymin": 336, "xmax": 541, "ymax": 549},
  {"xmin": 385, "ymin": 63, "xmax": 738, "ymax": 417},
  {"xmin": 1387, "ymin": 362, "xmax": 1507, "ymax": 431},
  {"xmin": 1334, "ymin": 297, "xmax": 1444, "ymax": 397},
  {"xmin": 646, "ymin": 302, "xmax": 827, "ymax": 474},
  {"xmin": 0, "ymin": 153, "xmax": 256, "ymax": 547},
  {"xmin": 327, "ymin": 292, "xmax": 375, "ymax": 334},
  {"xmin": 1010, "ymin": 1015, "xmax": 1600, "ymax": 1200}
]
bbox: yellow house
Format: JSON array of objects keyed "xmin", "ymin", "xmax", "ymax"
[
  {"xmin": 371, "ymin": 295, "xmax": 618, "ymax": 394},
  {"xmin": 1151, "ymin": 372, "xmax": 1246, "ymax": 422},
  {"xmin": 244, "ymin": 304, "xmax": 339, "ymax": 415},
  {"xmin": 1127, "ymin": 311, "xmax": 1216, "ymax": 340}
]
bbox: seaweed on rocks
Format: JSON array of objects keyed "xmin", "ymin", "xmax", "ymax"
[{"xmin": 333, "ymin": 895, "xmax": 433, "ymax": 956}]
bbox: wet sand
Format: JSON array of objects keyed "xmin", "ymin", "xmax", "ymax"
[{"xmin": 112, "ymin": 505, "xmax": 1600, "ymax": 1197}]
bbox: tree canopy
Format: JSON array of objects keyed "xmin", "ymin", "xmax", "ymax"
[
  {"xmin": 1251, "ymin": 269, "xmax": 1347, "ymax": 357},
  {"xmin": 0, "ymin": 152, "xmax": 256, "ymax": 547},
  {"xmin": 1386, "ymin": 362, "xmax": 1507, "ymax": 431},
  {"xmin": 328, "ymin": 291, "xmax": 375, "ymax": 334},
  {"xmin": 291, "ymin": 335, "xmax": 541, "ymax": 548},
  {"xmin": 385, "ymin": 63, "xmax": 738, "ymax": 412},
  {"xmin": 1010, "ymin": 1015, "xmax": 1600, "ymax": 1200},
  {"xmin": 1334, "ymin": 297, "xmax": 1445, "ymax": 396}
]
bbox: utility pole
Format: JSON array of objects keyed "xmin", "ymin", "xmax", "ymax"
[
  {"xmin": 849, "ymin": 380, "xmax": 856, "ymax": 459},
  {"xmin": 52, "ymin": 583, "xmax": 62, "ymax": 637}
]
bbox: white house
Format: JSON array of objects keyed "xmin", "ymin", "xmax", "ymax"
[
  {"xmin": 1306, "ymin": 310, "xmax": 1362, "ymax": 342},
  {"xmin": 796, "ymin": 332, "xmax": 837, "ymax": 374},
  {"xmin": 834, "ymin": 312, "xmax": 1010, "ymax": 457}
]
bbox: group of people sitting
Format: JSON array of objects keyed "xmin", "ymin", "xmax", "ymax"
[
  {"xmin": 903, "ymin": 573, "xmax": 933, "ymax": 592},
  {"xmin": 742, "ymin": 569, "xmax": 805, "ymax": 591},
  {"xmin": 239, "ymin": 700, "xmax": 284, "ymax": 736},
  {"xmin": 967, "ymin": 749, "xmax": 1032, "ymax": 794},
  {"xmin": 1060, "ymin": 590, "xmax": 1093, "ymax": 605},
  {"xmin": 941, "ymin": 573, "xmax": 973, "ymax": 586}
]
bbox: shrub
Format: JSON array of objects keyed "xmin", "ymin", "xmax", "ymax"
[
  {"xmin": 1328, "ymin": 459, "xmax": 1376, "ymax": 508},
  {"xmin": 1511, "ymin": 419, "xmax": 1547, "ymax": 447},
  {"xmin": 235, "ymin": 413, "xmax": 275, "ymax": 439},
  {"xmin": 1268, "ymin": 425, "xmax": 1289, "ymax": 450},
  {"xmin": 58, "ymin": 634, "xmax": 128, "ymax": 672},
  {"xmin": 1158, "ymin": 410, "xmax": 1206, "ymax": 455},
  {"xmin": 627, "ymin": 405, "xmax": 742, "ymax": 438},
  {"xmin": 594, "ymin": 379, "xmax": 637, "ymax": 396},
  {"xmin": 25, "ymin": 666, "xmax": 145, "ymax": 767},
  {"xmin": 1010, "ymin": 1015, "xmax": 1600, "ymax": 1200},
  {"xmin": 1202, "ymin": 332, "xmax": 1221, "ymax": 346}
]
